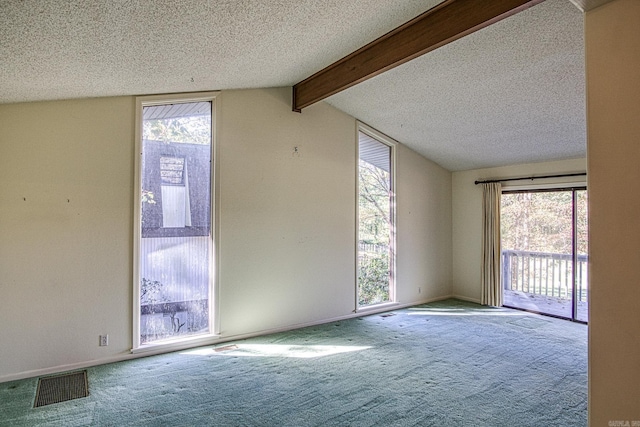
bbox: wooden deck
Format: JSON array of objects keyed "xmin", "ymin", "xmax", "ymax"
[{"xmin": 504, "ymin": 289, "xmax": 588, "ymax": 322}]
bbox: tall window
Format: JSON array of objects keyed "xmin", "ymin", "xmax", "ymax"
[
  {"xmin": 501, "ymin": 188, "xmax": 588, "ymax": 322},
  {"xmin": 357, "ymin": 125, "xmax": 395, "ymax": 308},
  {"xmin": 134, "ymin": 93, "xmax": 217, "ymax": 348}
]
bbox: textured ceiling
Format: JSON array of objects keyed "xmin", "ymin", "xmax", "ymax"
[
  {"xmin": 1, "ymin": 0, "xmax": 586, "ymax": 171},
  {"xmin": 326, "ymin": 0, "xmax": 587, "ymax": 171},
  {"xmin": 0, "ymin": 0, "xmax": 440, "ymax": 103}
]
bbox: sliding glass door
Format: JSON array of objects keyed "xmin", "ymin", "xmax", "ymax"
[{"xmin": 501, "ymin": 188, "xmax": 588, "ymax": 322}]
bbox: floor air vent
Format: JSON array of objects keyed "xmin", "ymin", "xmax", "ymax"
[{"xmin": 34, "ymin": 370, "xmax": 89, "ymax": 408}]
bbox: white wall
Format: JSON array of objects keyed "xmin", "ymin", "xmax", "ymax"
[
  {"xmin": 216, "ymin": 88, "xmax": 358, "ymax": 334},
  {"xmin": 0, "ymin": 97, "xmax": 135, "ymax": 380},
  {"xmin": 0, "ymin": 87, "xmax": 452, "ymax": 381},
  {"xmin": 451, "ymin": 158, "xmax": 587, "ymax": 302},
  {"xmin": 396, "ymin": 144, "xmax": 452, "ymax": 302},
  {"xmin": 586, "ymin": 0, "xmax": 640, "ymax": 422}
]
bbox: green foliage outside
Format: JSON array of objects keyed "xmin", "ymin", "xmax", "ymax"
[
  {"xmin": 501, "ymin": 190, "xmax": 588, "ymax": 255},
  {"xmin": 358, "ymin": 254, "xmax": 390, "ymax": 306},
  {"xmin": 500, "ymin": 190, "xmax": 588, "ymax": 300},
  {"xmin": 143, "ymin": 115, "xmax": 211, "ymax": 145},
  {"xmin": 358, "ymin": 160, "xmax": 391, "ymax": 306}
]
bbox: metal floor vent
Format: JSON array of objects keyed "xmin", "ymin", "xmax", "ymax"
[{"xmin": 34, "ymin": 370, "xmax": 88, "ymax": 408}]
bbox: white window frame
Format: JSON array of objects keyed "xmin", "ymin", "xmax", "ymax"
[
  {"xmin": 132, "ymin": 91, "xmax": 219, "ymax": 353},
  {"xmin": 355, "ymin": 122, "xmax": 397, "ymax": 312}
]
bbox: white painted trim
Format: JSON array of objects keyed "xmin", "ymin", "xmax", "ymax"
[
  {"xmin": 1, "ymin": 295, "xmax": 453, "ymax": 384},
  {"xmin": 131, "ymin": 332, "xmax": 221, "ymax": 355},
  {"xmin": 356, "ymin": 301, "xmax": 400, "ymax": 314},
  {"xmin": 132, "ymin": 91, "xmax": 220, "ymax": 351},
  {"xmin": 212, "ymin": 93, "xmax": 222, "ymax": 336},
  {"xmin": 133, "ymin": 97, "xmax": 143, "ymax": 350},
  {"xmin": 353, "ymin": 121, "xmax": 360, "ymax": 313},
  {"xmin": 567, "ymin": 0, "xmax": 616, "ymax": 12}
]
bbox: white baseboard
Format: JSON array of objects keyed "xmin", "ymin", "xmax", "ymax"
[
  {"xmin": 0, "ymin": 354, "xmax": 142, "ymax": 384},
  {"xmin": 0, "ymin": 295, "xmax": 453, "ymax": 384}
]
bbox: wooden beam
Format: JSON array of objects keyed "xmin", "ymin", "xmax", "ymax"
[{"xmin": 292, "ymin": 0, "xmax": 545, "ymax": 112}]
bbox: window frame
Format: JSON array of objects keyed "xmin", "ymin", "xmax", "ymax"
[
  {"xmin": 132, "ymin": 91, "xmax": 219, "ymax": 352},
  {"xmin": 355, "ymin": 122, "xmax": 397, "ymax": 312}
]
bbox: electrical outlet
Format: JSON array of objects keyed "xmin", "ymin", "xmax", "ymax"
[{"xmin": 99, "ymin": 334, "xmax": 109, "ymax": 346}]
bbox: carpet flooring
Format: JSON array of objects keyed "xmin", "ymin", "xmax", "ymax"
[{"xmin": 0, "ymin": 299, "xmax": 587, "ymax": 426}]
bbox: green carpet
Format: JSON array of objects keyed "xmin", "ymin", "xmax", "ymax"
[{"xmin": 0, "ymin": 299, "xmax": 587, "ymax": 426}]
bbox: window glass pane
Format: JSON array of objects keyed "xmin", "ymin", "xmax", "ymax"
[
  {"xmin": 501, "ymin": 191, "xmax": 573, "ymax": 319},
  {"xmin": 139, "ymin": 101, "xmax": 212, "ymax": 344},
  {"xmin": 358, "ymin": 131, "xmax": 392, "ymax": 307}
]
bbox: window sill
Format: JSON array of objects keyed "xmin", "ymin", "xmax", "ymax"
[
  {"xmin": 131, "ymin": 333, "xmax": 220, "ymax": 355},
  {"xmin": 355, "ymin": 301, "xmax": 400, "ymax": 314}
]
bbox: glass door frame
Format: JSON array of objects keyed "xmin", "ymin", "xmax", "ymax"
[{"xmin": 501, "ymin": 186, "xmax": 587, "ymax": 324}]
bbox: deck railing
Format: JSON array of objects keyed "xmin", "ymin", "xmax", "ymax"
[
  {"xmin": 502, "ymin": 249, "xmax": 588, "ymax": 302},
  {"xmin": 358, "ymin": 242, "xmax": 389, "ymax": 254}
]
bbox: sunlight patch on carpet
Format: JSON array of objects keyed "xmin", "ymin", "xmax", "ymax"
[
  {"xmin": 407, "ymin": 307, "xmax": 526, "ymax": 316},
  {"xmin": 214, "ymin": 344, "xmax": 239, "ymax": 352},
  {"xmin": 181, "ymin": 344, "xmax": 372, "ymax": 358}
]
